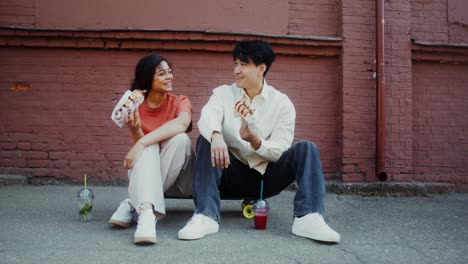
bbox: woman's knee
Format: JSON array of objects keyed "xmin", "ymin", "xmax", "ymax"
[
  {"xmin": 171, "ymin": 133, "xmax": 191, "ymax": 144},
  {"xmin": 166, "ymin": 133, "xmax": 192, "ymax": 150},
  {"xmin": 141, "ymin": 144, "xmax": 160, "ymax": 157}
]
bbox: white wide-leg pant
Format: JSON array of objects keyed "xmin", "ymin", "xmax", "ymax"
[{"xmin": 128, "ymin": 133, "xmax": 194, "ymax": 219}]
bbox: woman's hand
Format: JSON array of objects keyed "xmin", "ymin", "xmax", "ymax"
[
  {"xmin": 125, "ymin": 108, "xmax": 141, "ymax": 133},
  {"xmin": 211, "ymin": 132, "xmax": 230, "ymax": 168},
  {"xmin": 123, "ymin": 141, "xmax": 145, "ymax": 169}
]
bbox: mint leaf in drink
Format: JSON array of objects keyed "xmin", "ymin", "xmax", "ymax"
[{"xmin": 79, "ymin": 203, "xmax": 93, "ymax": 215}]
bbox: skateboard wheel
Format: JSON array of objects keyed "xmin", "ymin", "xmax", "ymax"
[{"xmin": 242, "ymin": 204, "xmax": 254, "ymax": 219}]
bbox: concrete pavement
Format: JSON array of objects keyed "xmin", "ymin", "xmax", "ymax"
[{"xmin": 0, "ymin": 185, "xmax": 467, "ymax": 264}]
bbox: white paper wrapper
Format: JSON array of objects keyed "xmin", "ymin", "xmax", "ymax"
[
  {"xmin": 234, "ymin": 101, "xmax": 258, "ymax": 130},
  {"xmin": 111, "ymin": 90, "xmax": 144, "ymax": 128},
  {"xmin": 243, "ymin": 114, "xmax": 258, "ymax": 130}
]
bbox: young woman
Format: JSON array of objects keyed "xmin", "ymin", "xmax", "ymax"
[{"xmin": 109, "ymin": 54, "xmax": 194, "ymax": 245}]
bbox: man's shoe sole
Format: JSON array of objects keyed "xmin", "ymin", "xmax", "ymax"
[
  {"xmin": 292, "ymin": 229, "xmax": 340, "ymax": 243},
  {"xmin": 134, "ymin": 236, "xmax": 157, "ymax": 244},
  {"xmin": 178, "ymin": 229, "xmax": 218, "ymax": 240}
]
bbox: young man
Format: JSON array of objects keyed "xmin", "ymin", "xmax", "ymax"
[{"xmin": 178, "ymin": 40, "xmax": 340, "ymax": 243}]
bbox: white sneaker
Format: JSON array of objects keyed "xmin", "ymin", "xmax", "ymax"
[
  {"xmin": 109, "ymin": 198, "xmax": 134, "ymax": 228},
  {"xmin": 134, "ymin": 206, "xmax": 157, "ymax": 244},
  {"xmin": 292, "ymin": 213, "xmax": 341, "ymax": 243},
  {"xmin": 178, "ymin": 214, "xmax": 219, "ymax": 240}
]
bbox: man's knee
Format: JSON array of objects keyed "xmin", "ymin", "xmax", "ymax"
[
  {"xmin": 295, "ymin": 140, "xmax": 319, "ymax": 152},
  {"xmin": 196, "ymin": 135, "xmax": 209, "ymax": 144},
  {"xmin": 196, "ymin": 135, "xmax": 211, "ymax": 151}
]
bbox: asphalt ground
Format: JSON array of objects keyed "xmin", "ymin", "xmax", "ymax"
[{"xmin": 0, "ymin": 185, "xmax": 467, "ymax": 264}]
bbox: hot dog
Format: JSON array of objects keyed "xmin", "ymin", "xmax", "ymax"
[
  {"xmin": 111, "ymin": 89, "xmax": 145, "ymax": 128},
  {"xmin": 234, "ymin": 100, "xmax": 257, "ymax": 130},
  {"xmin": 234, "ymin": 100, "xmax": 254, "ymax": 118},
  {"xmin": 115, "ymin": 90, "xmax": 144, "ymax": 119}
]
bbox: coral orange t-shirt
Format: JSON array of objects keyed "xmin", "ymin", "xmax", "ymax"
[{"xmin": 138, "ymin": 93, "xmax": 192, "ymax": 135}]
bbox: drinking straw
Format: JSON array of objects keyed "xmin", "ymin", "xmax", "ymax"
[
  {"xmin": 84, "ymin": 174, "xmax": 87, "ymax": 190},
  {"xmin": 260, "ymin": 180, "xmax": 264, "ymax": 201}
]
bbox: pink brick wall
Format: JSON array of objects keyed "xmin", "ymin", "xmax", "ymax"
[
  {"xmin": 412, "ymin": 63, "xmax": 468, "ymax": 191},
  {"xmin": 383, "ymin": 0, "xmax": 413, "ymax": 181},
  {"xmin": 0, "ymin": 0, "xmax": 340, "ymax": 37},
  {"xmin": 411, "ymin": 0, "xmax": 468, "ymax": 43},
  {"xmin": 1, "ymin": 0, "xmax": 467, "ymax": 191},
  {"xmin": 288, "ymin": 0, "xmax": 340, "ymax": 37},
  {"xmin": 0, "ymin": 48, "xmax": 137, "ymax": 183},
  {"xmin": 411, "ymin": 0, "xmax": 449, "ymax": 42},
  {"xmin": 268, "ymin": 56, "xmax": 340, "ymax": 177},
  {"xmin": 341, "ymin": 0, "xmax": 376, "ymax": 182},
  {"xmin": 0, "ymin": 0, "xmax": 34, "ymax": 26},
  {"xmin": 0, "ymin": 48, "xmax": 339, "ymax": 183}
]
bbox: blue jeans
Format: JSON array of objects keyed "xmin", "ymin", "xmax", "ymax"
[{"xmin": 192, "ymin": 136, "xmax": 325, "ymax": 222}]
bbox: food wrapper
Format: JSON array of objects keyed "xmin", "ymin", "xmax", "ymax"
[
  {"xmin": 234, "ymin": 100, "xmax": 258, "ymax": 130},
  {"xmin": 111, "ymin": 90, "xmax": 144, "ymax": 128}
]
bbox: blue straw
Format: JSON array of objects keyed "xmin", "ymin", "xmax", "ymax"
[{"xmin": 260, "ymin": 180, "xmax": 264, "ymax": 201}]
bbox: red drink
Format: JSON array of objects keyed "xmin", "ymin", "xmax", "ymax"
[{"xmin": 254, "ymin": 211, "xmax": 268, "ymax": 230}]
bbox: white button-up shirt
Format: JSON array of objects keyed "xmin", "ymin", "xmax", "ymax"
[{"xmin": 197, "ymin": 81, "xmax": 296, "ymax": 174}]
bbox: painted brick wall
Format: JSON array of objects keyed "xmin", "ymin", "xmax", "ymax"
[
  {"xmin": 0, "ymin": 48, "xmax": 339, "ymax": 183},
  {"xmin": 411, "ymin": 0, "xmax": 449, "ymax": 42},
  {"xmin": 447, "ymin": 0, "xmax": 468, "ymax": 43},
  {"xmin": 0, "ymin": 0, "xmax": 340, "ymax": 38},
  {"xmin": 0, "ymin": 48, "xmax": 137, "ymax": 184},
  {"xmin": 340, "ymin": 0, "xmax": 376, "ymax": 181},
  {"xmin": 412, "ymin": 63, "xmax": 468, "ymax": 192},
  {"xmin": 384, "ymin": 0, "xmax": 413, "ymax": 181},
  {"xmin": 1, "ymin": 0, "xmax": 467, "ymax": 190},
  {"xmin": 268, "ymin": 56, "xmax": 340, "ymax": 177},
  {"xmin": 411, "ymin": 0, "xmax": 468, "ymax": 43},
  {"xmin": 0, "ymin": 0, "xmax": 34, "ymax": 26},
  {"xmin": 288, "ymin": 0, "xmax": 340, "ymax": 37}
]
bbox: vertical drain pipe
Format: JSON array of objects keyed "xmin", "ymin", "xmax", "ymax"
[{"xmin": 376, "ymin": 0, "xmax": 388, "ymax": 181}]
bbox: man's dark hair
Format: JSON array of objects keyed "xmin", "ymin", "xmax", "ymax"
[
  {"xmin": 131, "ymin": 54, "xmax": 172, "ymax": 96},
  {"xmin": 232, "ymin": 40, "xmax": 276, "ymax": 77}
]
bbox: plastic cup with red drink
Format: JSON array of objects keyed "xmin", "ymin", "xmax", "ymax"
[{"xmin": 253, "ymin": 199, "xmax": 270, "ymax": 230}]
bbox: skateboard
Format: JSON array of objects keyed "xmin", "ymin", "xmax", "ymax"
[
  {"xmin": 165, "ymin": 193, "xmax": 278, "ymax": 220},
  {"xmin": 165, "ymin": 195, "xmax": 256, "ymax": 219}
]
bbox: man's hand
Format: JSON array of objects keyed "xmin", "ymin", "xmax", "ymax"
[
  {"xmin": 123, "ymin": 141, "xmax": 144, "ymax": 169},
  {"xmin": 211, "ymin": 132, "xmax": 230, "ymax": 168},
  {"xmin": 239, "ymin": 119, "xmax": 261, "ymax": 150}
]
